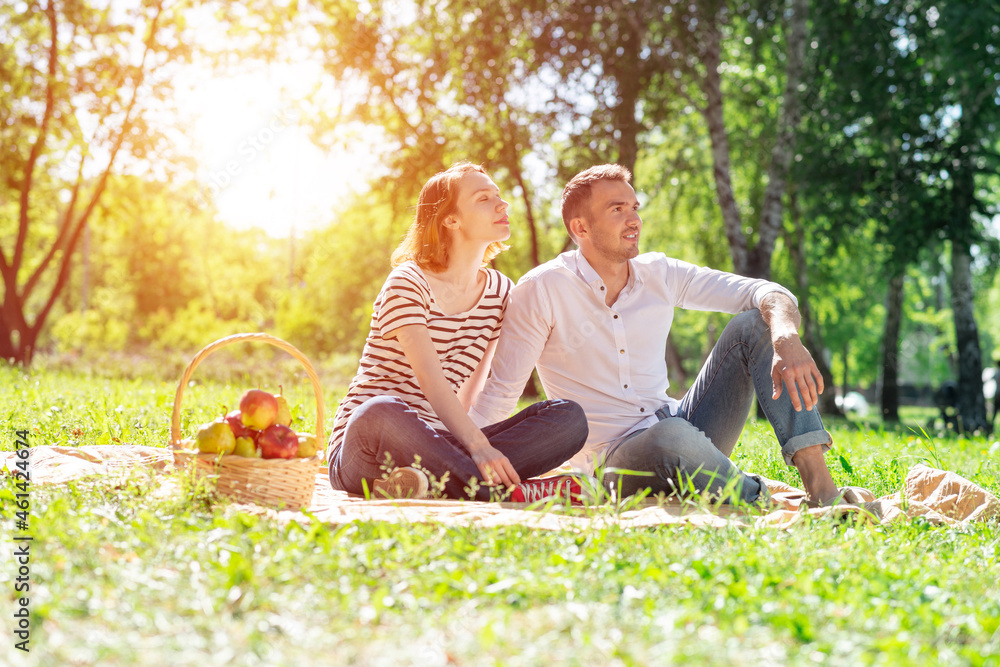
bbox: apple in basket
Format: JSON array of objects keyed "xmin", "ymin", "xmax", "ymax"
[
  {"xmin": 258, "ymin": 423, "xmax": 299, "ymax": 459},
  {"xmin": 225, "ymin": 410, "xmax": 256, "ymax": 440},
  {"xmin": 240, "ymin": 389, "xmax": 278, "ymax": 430}
]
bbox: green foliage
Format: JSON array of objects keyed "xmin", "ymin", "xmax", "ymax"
[
  {"xmin": 272, "ymin": 194, "xmax": 398, "ymax": 358},
  {"xmin": 50, "ymin": 308, "xmax": 131, "ymax": 355},
  {"xmin": 44, "ymin": 177, "xmax": 285, "ymax": 356},
  {"xmin": 7, "ymin": 0, "xmax": 997, "ymax": 401},
  {"xmin": 799, "ymin": 0, "xmax": 1000, "ymax": 423},
  {"xmin": 0, "ymin": 0, "xmax": 197, "ymax": 363}
]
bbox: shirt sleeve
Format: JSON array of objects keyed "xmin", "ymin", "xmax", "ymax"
[
  {"xmin": 469, "ymin": 273, "xmax": 552, "ymax": 427},
  {"xmin": 665, "ymin": 257, "xmax": 798, "ymax": 312},
  {"xmin": 374, "ymin": 269, "xmax": 430, "ymax": 337},
  {"xmin": 750, "ymin": 283, "xmax": 797, "ymax": 309}
]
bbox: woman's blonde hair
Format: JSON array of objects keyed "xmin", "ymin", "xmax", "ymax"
[{"xmin": 391, "ymin": 162, "xmax": 509, "ymax": 272}]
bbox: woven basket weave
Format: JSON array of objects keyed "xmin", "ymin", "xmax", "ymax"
[{"xmin": 170, "ymin": 333, "xmax": 324, "ymax": 509}]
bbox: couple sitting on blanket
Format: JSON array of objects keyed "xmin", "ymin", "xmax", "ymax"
[{"xmin": 327, "ymin": 163, "xmax": 842, "ymax": 507}]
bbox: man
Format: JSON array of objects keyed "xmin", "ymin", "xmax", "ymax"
[{"xmin": 470, "ymin": 164, "xmax": 841, "ymax": 506}]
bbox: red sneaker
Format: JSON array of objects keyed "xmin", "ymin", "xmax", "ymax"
[{"xmin": 509, "ymin": 475, "xmax": 587, "ymax": 505}]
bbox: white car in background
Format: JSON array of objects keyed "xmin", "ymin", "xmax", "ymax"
[{"xmin": 836, "ymin": 391, "xmax": 870, "ymax": 418}]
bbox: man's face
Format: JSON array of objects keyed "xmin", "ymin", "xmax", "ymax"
[{"xmin": 577, "ymin": 179, "xmax": 642, "ymax": 265}]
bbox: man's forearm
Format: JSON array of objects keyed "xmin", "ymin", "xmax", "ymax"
[
  {"xmin": 760, "ymin": 290, "xmax": 825, "ymax": 409},
  {"xmin": 759, "ymin": 291, "xmax": 801, "ymax": 340}
]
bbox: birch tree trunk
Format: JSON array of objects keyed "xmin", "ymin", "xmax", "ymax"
[
  {"xmin": 752, "ymin": 0, "xmax": 808, "ymax": 280},
  {"xmin": 700, "ymin": 19, "xmax": 749, "ymax": 276},
  {"xmin": 699, "ymin": 0, "xmax": 808, "ymax": 281},
  {"xmin": 787, "ymin": 189, "xmax": 840, "ymax": 415},
  {"xmin": 880, "ymin": 272, "xmax": 904, "ymax": 423},
  {"xmin": 950, "ymin": 237, "xmax": 988, "ymax": 433}
]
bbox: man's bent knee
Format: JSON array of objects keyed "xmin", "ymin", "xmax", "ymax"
[
  {"xmin": 644, "ymin": 418, "xmax": 716, "ymax": 458},
  {"xmin": 729, "ymin": 308, "xmax": 767, "ymax": 336}
]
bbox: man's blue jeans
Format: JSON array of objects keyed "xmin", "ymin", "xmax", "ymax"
[
  {"xmin": 329, "ymin": 397, "xmax": 588, "ymax": 500},
  {"xmin": 600, "ymin": 309, "xmax": 833, "ymax": 504}
]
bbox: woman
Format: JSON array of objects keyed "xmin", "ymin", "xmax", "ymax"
[{"xmin": 328, "ymin": 162, "xmax": 589, "ymax": 502}]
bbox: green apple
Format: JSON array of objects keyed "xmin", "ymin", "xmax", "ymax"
[
  {"xmin": 196, "ymin": 419, "xmax": 236, "ymax": 454},
  {"xmin": 296, "ymin": 432, "xmax": 318, "ymax": 458},
  {"xmin": 232, "ymin": 436, "xmax": 259, "ymax": 457}
]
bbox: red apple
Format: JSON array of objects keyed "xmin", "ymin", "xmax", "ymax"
[
  {"xmin": 225, "ymin": 410, "xmax": 256, "ymax": 440},
  {"xmin": 257, "ymin": 424, "xmax": 299, "ymax": 459},
  {"xmin": 240, "ymin": 389, "xmax": 278, "ymax": 430}
]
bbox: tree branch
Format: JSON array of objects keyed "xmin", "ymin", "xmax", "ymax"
[
  {"xmin": 30, "ymin": 0, "xmax": 165, "ymax": 337},
  {"xmin": 13, "ymin": 0, "xmax": 59, "ymax": 276},
  {"xmin": 23, "ymin": 157, "xmax": 85, "ymax": 302},
  {"xmin": 753, "ymin": 0, "xmax": 808, "ymax": 278}
]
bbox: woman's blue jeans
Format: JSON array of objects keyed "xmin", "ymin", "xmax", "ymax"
[
  {"xmin": 329, "ymin": 397, "xmax": 588, "ymax": 500},
  {"xmin": 600, "ymin": 309, "xmax": 832, "ymax": 504}
]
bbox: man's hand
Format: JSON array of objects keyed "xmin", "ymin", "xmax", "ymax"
[
  {"xmin": 771, "ymin": 334, "xmax": 824, "ymax": 411},
  {"xmin": 759, "ymin": 292, "xmax": 824, "ymax": 412}
]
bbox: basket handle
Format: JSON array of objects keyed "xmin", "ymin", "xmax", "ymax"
[{"xmin": 170, "ymin": 333, "xmax": 325, "ymax": 452}]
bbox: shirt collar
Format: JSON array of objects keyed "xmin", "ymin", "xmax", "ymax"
[
  {"xmin": 573, "ymin": 250, "xmax": 604, "ymax": 287},
  {"xmin": 571, "ymin": 250, "xmax": 642, "ymax": 293}
]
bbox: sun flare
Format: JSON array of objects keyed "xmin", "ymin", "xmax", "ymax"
[{"xmin": 177, "ymin": 61, "xmax": 380, "ymax": 238}]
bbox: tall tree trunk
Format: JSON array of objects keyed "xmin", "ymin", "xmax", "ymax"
[
  {"xmin": 881, "ymin": 272, "xmax": 904, "ymax": 423},
  {"xmin": 787, "ymin": 188, "xmax": 840, "ymax": 415},
  {"xmin": 700, "ymin": 21, "xmax": 748, "ymax": 276},
  {"xmin": 0, "ymin": 0, "xmax": 165, "ymax": 366},
  {"xmin": 750, "ymin": 0, "xmax": 808, "ymax": 281},
  {"xmin": 699, "ymin": 0, "xmax": 808, "ymax": 280},
  {"xmin": 613, "ymin": 5, "xmax": 643, "ymax": 179},
  {"xmin": 665, "ymin": 336, "xmax": 689, "ymax": 391},
  {"xmin": 0, "ymin": 309, "xmax": 21, "ymax": 362},
  {"xmin": 950, "ymin": 238, "xmax": 988, "ymax": 433},
  {"xmin": 841, "ymin": 341, "xmax": 849, "ymax": 399},
  {"xmin": 506, "ymin": 149, "xmax": 541, "ymax": 268}
]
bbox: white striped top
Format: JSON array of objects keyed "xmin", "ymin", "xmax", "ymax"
[{"xmin": 329, "ymin": 261, "xmax": 513, "ymax": 452}]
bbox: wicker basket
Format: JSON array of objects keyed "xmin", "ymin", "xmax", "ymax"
[{"xmin": 170, "ymin": 333, "xmax": 325, "ymax": 509}]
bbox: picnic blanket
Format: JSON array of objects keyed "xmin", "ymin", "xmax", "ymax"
[{"xmin": 2, "ymin": 446, "xmax": 997, "ymax": 529}]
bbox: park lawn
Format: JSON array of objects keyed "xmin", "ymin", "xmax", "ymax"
[{"xmin": 2, "ymin": 364, "xmax": 1000, "ymax": 666}]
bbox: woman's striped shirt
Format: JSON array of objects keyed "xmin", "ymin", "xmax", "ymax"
[{"xmin": 329, "ymin": 261, "xmax": 513, "ymax": 452}]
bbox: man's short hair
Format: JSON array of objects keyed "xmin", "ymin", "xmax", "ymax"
[{"xmin": 560, "ymin": 164, "xmax": 633, "ymax": 241}]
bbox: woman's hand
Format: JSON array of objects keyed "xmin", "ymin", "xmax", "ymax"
[
  {"xmin": 391, "ymin": 324, "xmax": 521, "ymax": 488},
  {"xmin": 466, "ymin": 433, "xmax": 520, "ymax": 489}
]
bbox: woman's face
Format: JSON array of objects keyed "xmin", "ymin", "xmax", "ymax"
[{"xmin": 449, "ymin": 171, "xmax": 511, "ymax": 245}]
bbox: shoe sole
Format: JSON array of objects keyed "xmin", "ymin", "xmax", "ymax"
[{"xmin": 373, "ymin": 468, "xmax": 428, "ymax": 499}]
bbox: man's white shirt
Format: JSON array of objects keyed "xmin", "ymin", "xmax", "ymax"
[{"xmin": 469, "ymin": 250, "xmax": 797, "ymax": 473}]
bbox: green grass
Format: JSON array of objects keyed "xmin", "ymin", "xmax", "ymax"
[{"xmin": 2, "ymin": 364, "xmax": 1000, "ymax": 666}]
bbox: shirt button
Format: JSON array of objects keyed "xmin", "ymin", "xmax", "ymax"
[
  {"xmin": 619, "ymin": 349, "xmax": 625, "ymax": 354},
  {"xmin": 640, "ymin": 408, "xmax": 645, "ymax": 413},
  {"xmin": 624, "ymin": 384, "xmax": 628, "ymax": 389},
  {"xmin": 600, "ymin": 286, "xmax": 605, "ymax": 291},
  {"xmin": 613, "ymin": 314, "xmax": 619, "ymax": 319}
]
